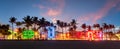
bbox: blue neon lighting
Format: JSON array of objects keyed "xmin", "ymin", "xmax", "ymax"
[{"xmin": 46, "ymin": 26, "xmax": 55, "ymax": 39}]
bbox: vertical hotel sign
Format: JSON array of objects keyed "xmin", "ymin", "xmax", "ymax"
[{"xmin": 46, "ymin": 26, "xmax": 55, "ymax": 39}]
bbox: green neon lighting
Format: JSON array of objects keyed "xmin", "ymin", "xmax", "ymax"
[{"xmin": 22, "ymin": 30, "xmax": 34, "ymax": 39}]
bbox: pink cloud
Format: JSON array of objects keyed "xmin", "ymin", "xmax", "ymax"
[
  {"xmin": 38, "ymin": 0, "xmax": 65, "ymax": 17},
  {"xmin": 45, "ymin": 8, "xmax": 61, "ymax": 16},
  {"xmin": 77, "ymin": 0, "xmax": 120, "ymax": 25},
  {"xmin": 39, "ymin": 5, "xmax": 45, "ymax": 9}
]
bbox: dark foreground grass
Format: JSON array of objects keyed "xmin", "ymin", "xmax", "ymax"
[{"xmin": 0, "ymin": 40, "xmax": 120, "ymax": 49}]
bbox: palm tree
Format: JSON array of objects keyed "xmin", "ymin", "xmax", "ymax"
[
  {"xmin": 110, "ymin": 24, "xmax": 115, "ymax": 33},
  {"xmin": 102, "ymin": 23, "xmax": 112, "ymax": 40},
  {"xmin": 9, "ymin": 16, "xmax": 17, "ymax": 32},
  {"xmin": 37, "ymin": 19, "xmax": 42, "ymax": 30},
  {"xmin": 81, "ymin": 23, "xmax": 87, "ymax": 39},
  {"xmin": 70, "ymin": 19, "xmax": 77, "ymax": 30},
  {"xmin": 16, "ymin": 21, "xmax": 22, "ymax": 28},
  {"xmin": 32, "ymin": 16, "xmax": 38, "ymax": 31},
  {"xmin": 102, "ymin": 23, "xmax": 108, "ymax": 33},
  {"xmin": 64, "ymin": 22, "xmax": 68, "ymax": 33},
  {"xmin": 59, "ymin": 21, "xmax": 64, "ymax": 33},
  {"xmin": 15, "ymin": 21, "xmax": 23, "ymax": 40},
  {"xmin": 87, "ymin": 25, "xmax": 91, "ymax": 31},
  {"xmin": 107, "ymin": 24, "xmax": 115, "ymax": 40},
  {"xmin": 112, "ymin": 25, "xmax": 115, "ymax": 33},
  {"xmin": 108, "ymin": 24, "xmax": 112, "ymax": 32},
  {"xmin": 23, "ymin": 15, "xmax": 33, "ymax": 30},
  {"xmin": 69, "ymin": 19, "xmax": 77, "ymax": 38},
  {"xmin": 81, "ymin": 23, "xmax": 87, "ymax": 32},
  {"xmin": 108, "ymin": 31, "xmax": 114, "ymax": 40},
  {"xmin": 0, "ymin": 24, "xmax": 11, "ymax": 40},
  {"xmin": 45, "ymin": 21, "xmax": 51, "ymax": 26},
  {"xmin": 93, "ymin": 24, "xmax": 100, "ymax": 30},
  {"xmin": 96, "ymin": 24, "xmax": 100, "ymax": 30},
  {"xmin": 71, "ymin": 19, "xmax": 76, "ymax": 25},
  {"xmin": 38, "ymin": 17, "xmax": 47, "ymax": 31},
  {"xmin": 56, "ymin": 20, "xmax": 61, "ymax": 32},
  {"xmin": 100, "ymin": 27, "xmax": 104, "ymax": 39},
  {"xmin": 37, "ymin": 17, "xmax": 48, "ymax": 39},
  {"xmin": 9, "ymin": 17, "xmax": 17, "ymax": 39},
  {"xmin": 69, "ymin": 27, "xmax": 74, "ymax": 38}
]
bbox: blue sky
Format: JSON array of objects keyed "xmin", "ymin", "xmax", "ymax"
[{"xmin": 0, "ymin": 0, "xmax": 120, "ymax": 27}]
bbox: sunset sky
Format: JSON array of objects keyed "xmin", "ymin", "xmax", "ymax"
[{"xmin": 0, "ymin": 0, "xmax": 120, "ymax": 27}]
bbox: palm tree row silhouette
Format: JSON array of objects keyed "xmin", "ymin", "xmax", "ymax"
[
  {"xmin": 0, "ymin": 15, "xmax": 119, "ymax": 40},
  {"xmin": 0, "ymin": 24, "xmax": 10, "ymax": 39}
]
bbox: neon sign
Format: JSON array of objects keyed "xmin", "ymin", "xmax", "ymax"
[
  {"xmin": 22, "ymin": 30, "xmax": 34, "ymax": 39},
  {"xmin": 46, "ymin": 26, "xmax": 55, "ymax": 39},
  {"xmin": 87, "ymin": 31, "xmax": 94, "ymax": 40}
]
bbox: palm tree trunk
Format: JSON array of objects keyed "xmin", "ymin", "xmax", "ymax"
[
  {"xmin": 65, "ymin": 27, "xmax": 66, "ymax": 33},
  {"xmin": 27, "ymin": 26, "xmax": 29, "ymax": 30},
  {"xmin": 33, "ymin": 24, "xmax": 36, "ymax": 40},
  {"xmin": 12, "ymin": 23, "xmax": 13, "ymax": 40},
  {"xmin": 84, "ymin": 29, "xmax": 86, "ymax": 40},
  {"xmin": 62, "ymin": 27, "xmax": 64, "ymax": 39},
  {"xmin": 58, "ymin": 26, "xmax": 60, "ymax": 32},
  {"xmin": 34, "ymin": 24, "xmax": 36, "ymax": 30},
  {"xmin": 62, "ymin": 28, "xmax": 63, "ymax": 33},
  {"xmin": 113, "ymin": 28, "xmax": 115, "ymax": 33},
  {"xmin": 101, "ymin": 30, "xmax": 103, "ymax": 40}
]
